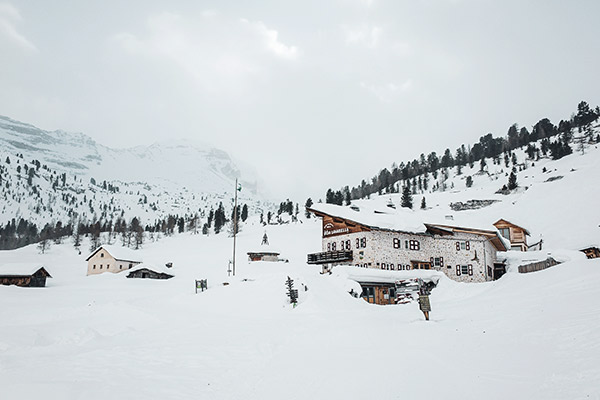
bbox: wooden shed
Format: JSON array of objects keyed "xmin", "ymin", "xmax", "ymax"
[
  {"xmin": 581, "ymin": 247, "xmax": 600, "ymax": 259},
  {"xmin": 0, "ymin": 266, "xmax": 52, "ymax": 287},
  {"xmin": 493, "ymin": 219, "xmax": 530, "ymax": 251},
  {"xmin": 126, "ymin": 264, "xmax": 173, "ymax": 280},
  {"xmin": 247, "ymin": 251, "xmax": 281, "ymax": 262}
]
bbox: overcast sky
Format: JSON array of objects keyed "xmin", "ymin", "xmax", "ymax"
[{"xmin": 2, "ymin": 0, "xmax": 600, "ymax": 200}]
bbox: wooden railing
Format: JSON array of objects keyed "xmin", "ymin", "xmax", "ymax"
[{"xmin": 307, "ymin": 250, "xmax": 353, "ymax": 265}]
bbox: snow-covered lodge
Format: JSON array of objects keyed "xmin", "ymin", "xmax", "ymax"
[
  {"xmin": 86, "ymin": 245, "xmax": 142, "ymax": 275},
  {"xmin": 307, "ymin": 205, "xmax": 509, "ymax": 283}
]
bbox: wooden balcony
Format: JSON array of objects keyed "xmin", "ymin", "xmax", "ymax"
[{"xmin": 307, "ymin": 250, "xmax": 353, "ymax": 265}]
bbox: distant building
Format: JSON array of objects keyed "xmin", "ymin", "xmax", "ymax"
[
  {"xmin": 517, "ymin": 257, "xmax": 560, "ymax": 274},
  {"xmin": 86, "ymin": 245, "xmax": 142, "ymax": 275},
  {"xmin": 493, "ymin": 219, "xmax": 530, "ymax": 251},
  {"xmin": 580, "ymin": 246, "xmax": 600, "ymax": 259},
  {"xmin": 307, "ymin": 205, "xmax": 509, "ymax": 283},
  {"xmin": 127, "ymin": 264, "xmax": 173, "ymax": 280},
  {"xmin": 247, "ymin": 232, "xmax": 284, "ymax": 262},
  {"xmin": 0, "ymin": 266, "xmax": 52, "ymax": 287}
]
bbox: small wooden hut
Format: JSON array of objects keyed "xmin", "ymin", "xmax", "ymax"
[
  {"xmin": 580, "ymin": 246, "xmax": 600, "ymax": 259},
  {"xmin": 0, "ymin": 266, "xmax": 52, "ymax": 287},
  {"xmin": 126, "ymin": 264, "xmax": 173, "ymax": 280}
]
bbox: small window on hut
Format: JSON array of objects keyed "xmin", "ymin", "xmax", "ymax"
[
  {"xmin": 129, "ymin": 263, "xmax": 133, "ymax": 269},
  {"xmin": 93, "ymin": 265, "xmax": 96, "ymax": 269},
  {"xmin": 100, "ymin": 253, "xmax": 104, "ymax": 258},
  {"xmin": 120, "ymin": 265, "xmax": 123, "ymax": 269}
]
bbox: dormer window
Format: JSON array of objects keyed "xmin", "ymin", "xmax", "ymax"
[{"xmin": 498, "ymin": 228, "xmax": 510, "ymax": 240}]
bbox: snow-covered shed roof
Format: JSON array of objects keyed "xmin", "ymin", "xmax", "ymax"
[
  {"xmin": 0, "ymin": 264, "xmax": 51, "ymax": 277},
  {"xmin": 128, "ymin": 263, "xmax": 173, "ymax": 276},
  {"xmin": 86, "ymin": 245, "xmax": 142, "ymax": 262}
]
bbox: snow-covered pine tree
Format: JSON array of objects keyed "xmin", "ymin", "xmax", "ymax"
[
  {"xmin": 286, "ymin": 276, "xmax": 298, "ymax": 305},
  {"xmin": 401, "ymin": 185, "xmax": 413, "ymax": 209}
]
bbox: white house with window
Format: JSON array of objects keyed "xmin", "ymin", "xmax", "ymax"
[
  {"xmin": 307, "ymin": 204, "xmax": 509, "ymax": 283},
  {"xmin": 86, "ymin": 245, "xmax": 142, "ymax": 276}
]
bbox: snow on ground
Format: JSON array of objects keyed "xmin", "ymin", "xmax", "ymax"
[{"xmin": 1, "ymin": 216, "xmax": 600, "ymax": 399}]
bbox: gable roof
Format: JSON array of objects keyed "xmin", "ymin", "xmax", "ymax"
[
  {"xmin": 86, "ymin": 245, "xmax": 142, "ymax": 262},
  {"xmin": 0, "ymin": 265, "xmax": 52, "ymax": 278},
  {"xmin": 425, "ymin": 223, "xmax": 510, "ymax": 252},
  {"xmin": 493, "ymin": 219, "xmax": 531, "ymax": 236},
  {"xmin": 308, "ymin": 204, "xmax": 509, "ymax": 251},
  {"xmin": 128, "ymin": 263, "xmax": 173, "ymax": 276}
]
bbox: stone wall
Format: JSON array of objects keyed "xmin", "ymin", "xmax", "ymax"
[{"xmin": 322, "ymin": 229, "xmax": 499, "ymax": 283}]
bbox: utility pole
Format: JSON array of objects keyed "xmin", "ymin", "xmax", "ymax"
[{"xmin": 232, "ymin": 178, "xmax": 239, "ymax": 277}]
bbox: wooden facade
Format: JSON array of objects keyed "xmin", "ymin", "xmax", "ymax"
[
  {"xmin": 359, "ymin": 282, "xmax": 397, "ymax": 305},
  {"xmin": 493, "ymin": 219, "xmax": 530, "ymax": 251},
  {"xmin": 518, "ymin": 257, "xmax": 560, "ymax": 274},
  {"xmin": 0, "ymin": 267, "xmax": 52, "ymax": 287},
  {"xmin": 581, "ymin": 247, "xmax": 600, "ymax": 259}
]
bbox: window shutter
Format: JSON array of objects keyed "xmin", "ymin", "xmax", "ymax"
[
  {"xmin": 440, "ymin": 257, "xmax": 444, "ymax": 267},
  {"xmin": 468, "ymin": 264, "xmax": 473, "ymax": 276},
  {"xmin": 456, "ymin": 265, "xmax": 461, "ymax": 276},
  {"xmin": 456, "ymin": 242, "xmax": 460, "ymax": 251},
  {"xmin": 466, "ymin": 241, "xmax": 470, "ymax": 250}
]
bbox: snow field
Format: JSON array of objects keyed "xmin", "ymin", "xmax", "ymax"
[{"xmin": 1, "ymin": 215, "xmax": 600, "ymax": 399}]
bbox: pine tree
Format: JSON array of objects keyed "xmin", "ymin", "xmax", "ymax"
[
  {"xmin": 241, "ymin": 204, "xmax": 248, "ymax": 222},
  {"xmin": 420, "ymin": 197, "xmax": 426, "ymax": 209},
  {"xmin": 286, "ymin": 276, "xmax": 298, "ymax": 306},
  {"xmin": 304, "ymin": 198, "xmax": 313, "ymax": 218},
  {"xmin": 508, "ymin": 169, "xmax": 518, "ymax": 190},
  {"xmin": 466, "ymin": 176, "xmax": 473, "ymax": 188},
  {"xmin": 401, "ymin": 185, "xmax": 413, "ymax": 209}
]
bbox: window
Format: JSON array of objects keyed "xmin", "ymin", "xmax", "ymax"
[
  {"xmin": 345, "ymin": 240, "xmax": 351, "ymax": 250},
  {"xmin": 129, "ymin": 263, "xmax": 133, "ymax": 269},
  {"xmin": 433, "ymin": 257, "xmax": 443, "ymax": 267},
  {"xmin": 93, "ymin": 264, "xmax": 96, "ymax": 269},
  {"xmin": 390, "ymin": 263, "xmax": 395, "ymax": 270},
  {"xmin": 409, "ymin": 240, "xmax": 420, "ymax": 250},
  {"xmin": 405, "ymin": 240, "xmax": 409, "ymax": 249},
  {"xmin": 499, "ymin": 228, "xmax": 510, "ymax": 240},
  {"xmin": 332, "ymin": 242, "xmax": 337, "ymax": 251},
  {"xmin": 457, "ymin": 265, "xmax": 473, "ymax": 276},
  {"xmin": 393, "ymin": 238, "xmax": 401, "ymax": 249},
  {"xmin": 100, "ymin": 265, "xmax": 103, "ymax": 269},
  {"xmin": 360, "ymin": 237, "xmax": 367, "ymax": 248},
  {"xmin": 356, "ymin": 238, "xmax": 360, "ymax": 249},
  {"xmin": 456, "ymin": 241, "xmax": 470, "ymax": 251},
  {"xmin": 100, "ymin": 253, "xmax": 104, "ymax": 258},
  {"xmin": 120, "ymin": 265, "xmax": 123, "ymax": 270}
]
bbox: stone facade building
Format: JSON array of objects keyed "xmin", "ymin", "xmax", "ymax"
[{"xmin": 307, "ymin": 205, "xmax": 509, "ymax": 283}]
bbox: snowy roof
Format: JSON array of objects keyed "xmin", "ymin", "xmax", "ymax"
[
  {"xmin": 128, "ymin": 263, "xmax": 173, "ymax": 276},
  {"xmin": 308, "ymin": 203, "xmax": 429, "ymax": 234},
  {"xmin": 86, "ymin": 245, "xmax": 142, "ymax": 262},
  {"xmin": 308, "ymin": 204, "xmax": 509, "ymax": 250},
  {"xmin": 0, "ymin": 264, "xmax": 51, "ymax": 277},
  {"xmin": 334, "ymin": 265, "xmax": 443, "ymax": 284}
]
